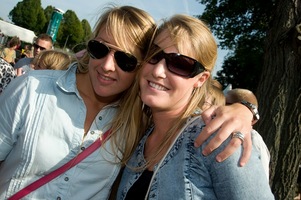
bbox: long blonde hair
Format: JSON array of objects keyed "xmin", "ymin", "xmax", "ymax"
[
  {"xmin": 83, "ymin": 6, "xmax": 156, "ymax": 164},
  {"xmin": 124, "ymin": 14, "xmax": 218, "ymax": 169}
]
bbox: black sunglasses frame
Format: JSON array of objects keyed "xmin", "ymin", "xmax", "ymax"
[
  {"xmin": 148, "ymin": 50, "xmax": 206, "ymax": 78},
  {"xmin": 87, "ymin": 40, "xmax": 138, "ymax": 72},
  {"xmin": 33, "ymin": 43, "xmax": 46, "ymax": 51}
]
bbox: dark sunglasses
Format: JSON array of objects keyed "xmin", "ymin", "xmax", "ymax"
[
  {"xmin": 33, "ymin": 43, "xmax": 46, "ymax": 51},
  {"xmin": 148, "ymin": 50, "xmax": 206, "ymax": 78},
  {"xmin": 87, "ymin": 40, "xmax": 138, "ymax": 72}
]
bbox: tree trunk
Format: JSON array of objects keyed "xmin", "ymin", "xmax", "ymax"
[{"xmin": 256, "ymin": 0, "xmax": 301, "ymax": 199}]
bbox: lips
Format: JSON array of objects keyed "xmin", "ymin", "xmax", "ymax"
[
  {"xmin": 99, "ymin": 74, "xmax": 114, "ymax": 81},
  {"xmin": 96, "ymin": 70, "xmax": 116, "ymax": 84}
]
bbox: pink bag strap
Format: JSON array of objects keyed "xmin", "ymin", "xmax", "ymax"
[{"xmin": 8, "ymin": 129, "xmax": 112, "ymax": 200}]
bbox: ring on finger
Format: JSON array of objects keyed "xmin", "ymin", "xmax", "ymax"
[{"xmin": 232, "ymin": 131, "xmax": 245, "ymax": 143}]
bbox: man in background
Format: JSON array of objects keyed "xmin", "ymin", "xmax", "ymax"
[{"xmin": 14, "ymin": 33, "xmax": 53, "ymax": 76}]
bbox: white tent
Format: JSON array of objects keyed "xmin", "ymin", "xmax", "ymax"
[{"xmin": 0, "ymin": 20, "xmax": 36, "ymax": 43}]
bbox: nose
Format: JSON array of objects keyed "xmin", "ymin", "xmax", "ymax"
[
  {"xmin": 101, "ymin": 51, "xmax": 116, "ymax": 72},
  {"xmin": 152, "ymin": 59, "xmax": 167, "ymax": 79}
]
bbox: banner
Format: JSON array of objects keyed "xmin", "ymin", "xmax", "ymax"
[{"xmin": 46, "ymin": 8, "xmax": 64, "ymax": 42}]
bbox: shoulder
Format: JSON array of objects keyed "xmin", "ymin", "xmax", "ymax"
[
  {"xmin": 0, "ymin": 58, "xmax": 13, "ymax": 69},
  {"xmin": 15, "ymin": 57, "xmax": 33, "ymax": 68},
  {"xmin": 0, "ymin": 59, "xmax": 16, "ymax": 93},
  {"xmin": 183, "ymin": 116, "xmax": 206, "ymax": 138}
]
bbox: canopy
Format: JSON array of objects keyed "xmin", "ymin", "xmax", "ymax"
[{"xmin": 0, "ymin": 20, "xmax": 36, "ymax": 43}]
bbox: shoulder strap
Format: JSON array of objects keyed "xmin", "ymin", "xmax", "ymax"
[{"xmin": 8, "ymin": 129, "xmax": 112, "ymax": 200}]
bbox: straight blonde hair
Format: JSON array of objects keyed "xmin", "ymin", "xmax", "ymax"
[
  {"xmin": 123, "ymin": 14, "xmax": 218, "ymax": 169},
  {"xmin": 32, "ymin": 49, "xmax": 74, "ymax": 70}
]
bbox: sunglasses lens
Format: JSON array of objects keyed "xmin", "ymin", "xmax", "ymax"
[
  {"xmin": 87, "ymin": 40, "xmax": 109, "ymax": 59},
  {"xmin": 165, "ymin": 54, "xmax": 195, "ymax": 77},
  {"xmin": 148, "ymin": 51, "xmax": 163, "ymax": 65},
  {"xmin": 34, "ymin": 43, "xmax": 46, "ymax": 51},
  {"xmin": 115, "ymin": 51, "xmax": 137, "ymax": 72}
]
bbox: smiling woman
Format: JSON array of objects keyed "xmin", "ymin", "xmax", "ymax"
[
  {"xmin": 116, "ymin": 14, "xmax": 274, "ymax": 200},
  {"xmin": 0, "ymin": 5, "xmax": 157, "ymax": 199}
]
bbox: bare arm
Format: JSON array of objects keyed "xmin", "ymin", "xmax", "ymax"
[
  {"xmin": 16, "ymin": 68, "xmax": 23, "ymax": 76},
  {"xmin": 194, "ymin": 103, "xmax": 254, "ymax": 166}
]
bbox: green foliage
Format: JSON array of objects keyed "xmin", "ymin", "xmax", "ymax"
[
  {"xmin": 8, "ymin": 0, "xmax": 92, "ymax": 49},
  {"xmin": 81, "ymin": 19, "xmax": 93, "ymax": 42},
  {"xmin": 198, "ymin": 0, "xmax": 276, "ymax": 91},
  {"xmin": 42, "ymin": 6, "xmax": 55, "ymax": 33},
  {"xmin": 9, "ymin": 0, "xmax": 46, "ymax": 34},
  {"xmin": 215, "ymin": 36, "xmax": 264, "ymax": 92},
  {"xmin": 56, "ymin": 10, "xmax": 84, "ymax": 49}
]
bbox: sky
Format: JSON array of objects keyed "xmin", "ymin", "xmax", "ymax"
[{"xmin": 0, "ymin": 0, "xmax": 228, "ymax": 75}]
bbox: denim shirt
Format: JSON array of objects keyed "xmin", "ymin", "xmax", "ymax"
[
  {"xmin": 0, "ymin": 63, "xmax": 121, "ymax": 200},
  {"xmin": 117, "ymin": 116, "xmax": 274, "ymax": 200}
]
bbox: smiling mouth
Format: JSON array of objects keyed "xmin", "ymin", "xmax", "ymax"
[
  {"xmin": 149, "ymin": 81, "xmax": 168, "ymax": 91},
  {"xmin": 100, "ymin": 74, "xmax": 114, "ymax": 81}
]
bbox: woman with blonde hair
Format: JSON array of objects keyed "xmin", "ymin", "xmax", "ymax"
[
  {"xmin": 0, "ymin": 5, "xmax": 156, "ymax": 199},
  {"xmin": 117, "ymin": 14, "xmax": 274, "ymax": 199},
  {"xmin": 0, "ymin": 5, "xmax": 264, "ymax": 200},
  {"xmin": 31, "ymin": 49, "xmax": 75, "ymax": 70}
]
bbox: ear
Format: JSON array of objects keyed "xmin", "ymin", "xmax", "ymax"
[{"xmin": 193, "ymin": 71, "xmax": 210, "ymax": 88}]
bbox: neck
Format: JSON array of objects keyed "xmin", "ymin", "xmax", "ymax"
[{"xmin": 151, "ymin": 106, "xmax": 186, "ymax": 136}]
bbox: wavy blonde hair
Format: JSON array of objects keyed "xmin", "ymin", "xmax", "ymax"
[
  {"xmin": 121, "ymin": 14, "xmax": 218, "ymax": 169},
  {"xmin": 79, "ymin": 6, "xmax": 156, "ymax": 164}
]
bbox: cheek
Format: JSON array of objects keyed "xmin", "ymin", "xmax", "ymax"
[
  {"xmin": 88, "ymin": 58, "xmax": 98, "ymax": 69},
  {"xmin": 140, "ymin": 63, "xmax": 152, "ymax": 76},
  {"xmin": 119, "ymin": 71, "xmax": 136, "ymax": 88}
]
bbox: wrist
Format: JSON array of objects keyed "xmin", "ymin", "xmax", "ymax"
[{"xmin": 240, "ymin": 100, "xmax": 260, "ymax": 124}]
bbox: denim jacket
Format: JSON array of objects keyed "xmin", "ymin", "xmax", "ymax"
[{"xmin": 117, "ymin": 116, "xmax": 274, "ymax": 200}]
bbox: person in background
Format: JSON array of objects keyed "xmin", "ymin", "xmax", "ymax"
[
  {"xmin": 225, "ymin": 88, "xmax": 270, "ymax": 179},
  {"xmin": 0, "ymin": 57, "xmax": 16, "ymax": 94},
  {"xmin": 20, "ymin": 44, "xmax": 33, "ymax": 58},
  {"xmin": 117, "ymin": 14, "xmax": 274, "ymax": 199},
  {"xmin": 14, "ymin": 33, "xmax": 53, "ymax": 76},
  {"xmin": 0, "ymin": 36, "xmax": 21, "ymax": 66},
  {"xmin": 31, "ymin": 49, "xmax": 75, "ymax": 70}
]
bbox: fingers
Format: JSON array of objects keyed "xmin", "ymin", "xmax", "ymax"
[
  {"xmin": 194, "ymin": 115, "xmax": 224, "ymax": 148},
  {"xmin": 239, "ymin": 131, "xmax": 252, "ymax": 166},
  {"xmin": 200, "ymin": 105, "xmax": 217, "ymax": 125},
  {"xmin": 198, "ymin": 118, "xmax": 241, "ymax": 155},
  {"xmin": 195, "ymin": 103, "xmax": 254, "ymax": 165},
  {"xmin": 194, "ymin": 106, "xmax": 224, "ymax": 148},
  {"xmin": 215, "ymin": 136, "xmax": 243, "ymax": 162},
  {"xmin": 215, "ymin": 130, "xmax": 252, "ymax": 167}
]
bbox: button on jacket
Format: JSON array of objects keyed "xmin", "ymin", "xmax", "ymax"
[{"xmin": 0, "ymin": 63, "xmax": 121, "ymax": 200}]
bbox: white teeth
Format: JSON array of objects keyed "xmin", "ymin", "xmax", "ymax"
[
  {"xmin": 101, "ymin": 75, "xmax": 113, "ymax": 81},
  {"xmin": 149, "ymin": 82, "xmax": 167, "ymax": 91}
]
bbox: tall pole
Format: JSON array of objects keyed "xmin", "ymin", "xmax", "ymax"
[{"xmin": 63, "ymin": 34, "xmax": 71, "ymax": 50}]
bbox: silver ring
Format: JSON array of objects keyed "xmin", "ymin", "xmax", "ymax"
[{"xmin": 232, "ymin": 132, "xmax": 245, "ymax": 143}]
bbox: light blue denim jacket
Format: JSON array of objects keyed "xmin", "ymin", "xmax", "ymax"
[{"xmin": 117, "ymin": 116, "xmax": 274, "ymax": 200}]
